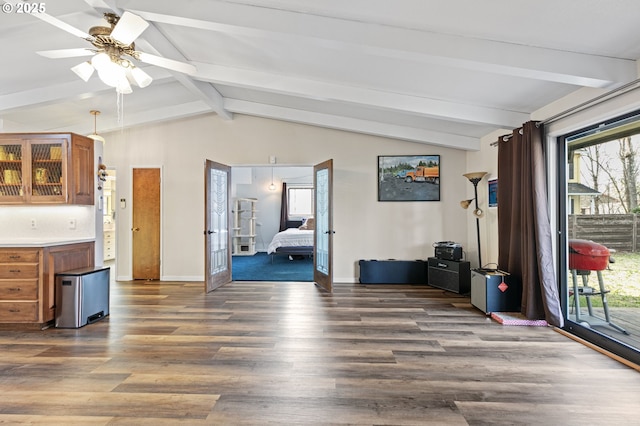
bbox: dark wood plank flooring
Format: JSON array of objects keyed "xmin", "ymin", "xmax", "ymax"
[{"xmin": 0, "ymin": 280, "xmax": 639, "ymax": 425}]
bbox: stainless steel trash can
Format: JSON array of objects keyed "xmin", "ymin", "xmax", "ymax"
[{"xmin": 55, "ymin": 266, "xmax": 110, "ymax": 328}]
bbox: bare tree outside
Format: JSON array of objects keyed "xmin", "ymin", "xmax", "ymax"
[
  {"xmin": 578, "ymin": 136, "xmax": 640, "ymax": 214},
  {"xmin": 619, "ymin": 136, "xmax": 639, "ymax": 212},
  {"xmin": 582, "ymin": 145, "xmax": 603, "ymax": 214}
]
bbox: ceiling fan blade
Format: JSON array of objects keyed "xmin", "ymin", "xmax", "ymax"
[
  {"xmin": 138, "ymin": 52, "xmax": 197, "ymax": 75},
  {"xmin": 37, "ymin": 48, "xmax": 94, "ymax": 59},
  {"xmin": 24, "ymin": 7, "xmax": 92, "ymax": 39},
  {"xmin": 110, "ymin": 11, "xmax": 149, "ymax": 45}
]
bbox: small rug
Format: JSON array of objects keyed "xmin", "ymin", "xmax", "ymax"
[{"xmin": 490, "ymin": 312, "xmax": 548, "ymax": 327}]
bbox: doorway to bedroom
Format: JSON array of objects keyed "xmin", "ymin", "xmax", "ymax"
[{"xmin": 231, "ymin": 165, "xmax": 314, "ymax": 282}]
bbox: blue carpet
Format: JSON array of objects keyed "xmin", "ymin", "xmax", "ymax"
[{"xmin": 232, "ymin": 252, "xmax": 313, "ymax": 281}]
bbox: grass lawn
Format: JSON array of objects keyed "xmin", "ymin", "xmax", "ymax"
[{"xmin": 572, "ymin": 252, "xmax": 640, "ymax": 308}]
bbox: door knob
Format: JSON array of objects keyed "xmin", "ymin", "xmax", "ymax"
[{"xmin": 132, "ymin": 227, "xmax": 140, "ymax": 232}]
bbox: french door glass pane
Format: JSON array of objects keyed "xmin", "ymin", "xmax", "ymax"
[
  {"xmin": 210, "ymin": 168, "xmax": 228, "ymax": 274},
  {"xmin": 315, "ymin": 168, "xmax": 329, "ymax": 274}
]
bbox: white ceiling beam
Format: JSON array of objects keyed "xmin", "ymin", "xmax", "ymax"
[
  {"xmin": 89, "ymin": 0, "xmax": 233, "ymax": 120},
  {"xmin": 0, "ymin": 79, "xmax": 115, "ymax": 113},
  {"xmin": 130, "ymin": 2, "xmax": 636, "ymax": 88},
  {"xmin": 225, "ymin": 99, "xmax": 480, "ymax": 150},
  {"xmin": 45, "ymin": 101, "xmax": 211, "ymax": 134},
  {"xmin": 0, "ymin": 69, "xmax": 174, "ymax": 114},
  {"xmin": 195, "ymin": 63, "xmax": 528, "ymax": 128}
]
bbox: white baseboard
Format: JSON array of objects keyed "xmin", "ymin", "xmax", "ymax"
[{"xmin": 162, "ymin": 275, "xmax": 204, "ymax": 282}]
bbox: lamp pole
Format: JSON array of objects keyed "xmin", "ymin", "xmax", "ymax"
[
  {"xmin": 463, "ymin": 171, "xmax": 487, "ymax": 269},
  {"xmin": 471, "ymin": 179, "xmax": 482, "ymax": 268}
]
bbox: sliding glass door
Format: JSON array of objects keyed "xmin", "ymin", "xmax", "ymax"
[{"xmin": 558, "ymin": 110, "xmax": 640, "ymax": 364}]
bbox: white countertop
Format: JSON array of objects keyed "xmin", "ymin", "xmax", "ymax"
[{"xmin": 0, "ymin": 238, "xmax": 95, "ymax": 248}]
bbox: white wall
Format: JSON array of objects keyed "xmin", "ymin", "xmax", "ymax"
[
  {"xmin": 103, "ymin": 113, "xmax": 469, "ymax": 282},
  {"xmin": 0, "ymin": 205, "xmax": 95, "ymax": 240},
  {"xmin": 463, "ymin": 130, "xmax": 508, "ymax": 269}
]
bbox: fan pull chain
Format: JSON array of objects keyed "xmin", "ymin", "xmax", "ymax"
[{"xmin": 117, "ymin": 90, "xmax": 125, "ymax": 127}]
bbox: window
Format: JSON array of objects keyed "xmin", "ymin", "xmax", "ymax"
[{"xmin": 287, "ymin": 186, "xmax": 313, "ymax": 217}]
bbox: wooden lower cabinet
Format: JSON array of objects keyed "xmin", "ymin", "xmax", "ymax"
[{"xmin": 0, "ymin": 242, "xmax": 94, "ymax": 325}]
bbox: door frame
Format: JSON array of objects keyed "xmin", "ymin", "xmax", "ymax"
[
  {"xmin": 204, "ymin": 161, "xmax": 332, "ymax": 288},
  {"xmin": 128, "ymin": 165, "xmax": 163, "ymax": 281}
]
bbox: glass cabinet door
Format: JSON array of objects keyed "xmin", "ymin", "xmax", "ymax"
[
  {"xmin": 29, "ymin": 139, "xmax": 67, "ymax": 203},
  {"xmin": 0, "ymin": 141, "xmax": 26, "ymax": 203}
]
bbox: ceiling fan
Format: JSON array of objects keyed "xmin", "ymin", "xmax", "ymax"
[{"xmin": 34, "ymin": 9, "xmax": 197, "ymax": 93}]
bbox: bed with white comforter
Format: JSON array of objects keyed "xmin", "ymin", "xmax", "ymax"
[{"xmin": 267, "ymin": 228, "xmax": 314, "ymax": 255}]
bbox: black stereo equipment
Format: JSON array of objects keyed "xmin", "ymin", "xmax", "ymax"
[
  {"xmin": 433, "ymin": 241, "xmax": 463, "ymax": 261},
  {"xmin": 427, "ymin": 257, "xmax": 470, "ymax": 294}
]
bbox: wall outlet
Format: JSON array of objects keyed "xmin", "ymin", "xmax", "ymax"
[
  {"xmin": 30, "ymin": 218, "xmax": 37, "ymax": 229},
  {"xmin": 68, "ymin": 218, "xmax": 76, "ymax": 230}
]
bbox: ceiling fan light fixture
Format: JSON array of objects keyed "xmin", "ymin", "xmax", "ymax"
[
  {"xmin": 39, "ymin": 11, "xmax": 194, "ymax": 94},
  {"xmin": 71, "ymin": 61, "xmax": 95, "ymax": 82},
  {"xmin": 91, "ymin": 52, "xmax": 111, "ymax": 70},
  {"xmin": 130, "ymin": 66, "xmax": 153, "ymax": 88},
  {"xmin": 96, "ymin": 61, "xmax": 127, "ymax": 88}
]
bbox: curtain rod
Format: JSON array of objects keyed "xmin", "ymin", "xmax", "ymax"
[
  {"xmin": 538, "ymin": 77, "xmax": 640, "ymax": 126},
  {"xmin": 490, "ymin": 77, "xmax": 640, "ymax": 147},
  {"xmin": 490, "ymin": 128, "xmax": 522, "ymax": 147}
]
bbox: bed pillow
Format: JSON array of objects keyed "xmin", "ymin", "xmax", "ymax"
[{"xmin": 299, "ymin": 217, "xmax": 315, "ymax": 230}]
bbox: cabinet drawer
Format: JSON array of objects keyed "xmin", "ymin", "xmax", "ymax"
[
  {"xmin": 0, "ymin": 250, "xmax": 39, "ymax": 263},
  {"xmin": 0, "ymin": 280, "xmax": 38, "ymax": 300},
  {"xmin": 0, "ymin": 301, "xmax": 38, "ymax": 322},
  {"xmin": 0, "ymin": 264, "xmax": 39, "ymax": 279}
]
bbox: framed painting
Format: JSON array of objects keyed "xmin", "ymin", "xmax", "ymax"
[
  {"xmin": 378, "ymin": 155, "xmax": 440, "ymax": 201},
  {"xmin": 488, "ymin": 178, "xmax": 498, "ymax": 207}
]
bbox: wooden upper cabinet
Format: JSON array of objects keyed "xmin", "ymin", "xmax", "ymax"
[
  {"xmin": 0, "ymin": 133, "xmax": 94, "ymax": 205},
  {"xmin": 68, "ymin": 134, "xmax": 94, "ymax": 205}
]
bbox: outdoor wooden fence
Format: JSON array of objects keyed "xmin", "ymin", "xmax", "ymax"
[{"xmin": 568, "ymin": 214, "xmax": 640, "ymax": 252}]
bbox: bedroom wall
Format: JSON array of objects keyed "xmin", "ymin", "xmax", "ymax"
[{"xmin": 103, "ymin": 113, "xmax": 469, "ymax": 282}]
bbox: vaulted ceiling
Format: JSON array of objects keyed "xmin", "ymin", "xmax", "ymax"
[{"xmin": 1, "ymin": 0, "xmax": 639, "ymax": 150}]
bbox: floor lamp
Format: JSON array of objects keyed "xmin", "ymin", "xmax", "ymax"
[{"xmin": 460, "ymin": 172, "xmax": 488, "ymax": 268}]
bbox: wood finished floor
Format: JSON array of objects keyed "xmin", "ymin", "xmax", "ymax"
[{"xmin": 1, "ymin": 280, "xmax": 639, "ymax": 425}]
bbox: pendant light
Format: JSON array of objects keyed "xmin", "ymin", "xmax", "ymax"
[
  {"xmin": 88, "ymin": 110, "xmax": 105, "ymax": 144},
  {"xmin": 268, "ymin": 167, "xmax": 277, "ymax": 191}
]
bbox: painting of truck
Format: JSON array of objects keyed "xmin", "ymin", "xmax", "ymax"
[{"xmin": 378, "ymin": 155, "xmax": 440, "ymax": 201}]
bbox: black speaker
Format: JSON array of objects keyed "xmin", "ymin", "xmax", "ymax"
[{"xmin": 427, "ymin": 257, "xmax": 470, "ymax": 294}]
